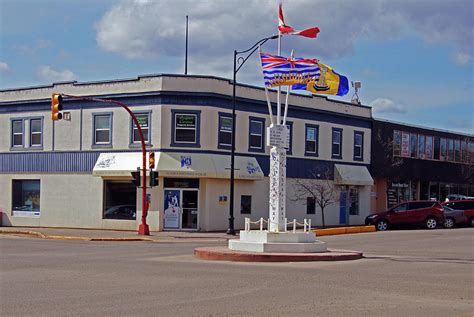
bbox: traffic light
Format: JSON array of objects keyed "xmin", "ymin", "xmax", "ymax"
[
  {"xmin": 131, "ymin": 168, "xmax": 141, "ymax": 187},
  {"xmin": 51, "ymin": 93, "xmax": 63, "ymax": 121},
  {"xmin": 149, "ymin": 152, "xmax": 155, "ymax": 169},
  {"xmin": 150, "ymin": 170, "xmax": 159, "ymax": 187}
]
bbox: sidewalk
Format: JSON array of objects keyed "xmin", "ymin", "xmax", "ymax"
[{"xmin": 0, "ymin": 227, "xmax": 236, "ymax": 242}]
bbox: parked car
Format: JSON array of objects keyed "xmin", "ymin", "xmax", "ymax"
[
  {"xmin": 104, "ymin": 205, "xmax": 136, "ymax": 220},
  {"xmin": 441, "ymin": 205, "xmax": 465, "ymax": 228},
  {"xmin": 442, "ymin": 200, "xmax": 474, "ymax": 227},
  {"xmin": 365, "ymin": 201, "xmax": 444, "ymax": 231},
  {"xmin": 445, "ymin": 194, "xmax": 474, "ymax": 202}
]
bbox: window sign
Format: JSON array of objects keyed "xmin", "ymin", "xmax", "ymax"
[
  {"xmin": 164, "ymin": 190, "xmax": 181, "ymax": 229},
  {"xmin": 175, "ymin": 114, "xmax": 197, "ymax": 143},
  {"xmin": 12, "ymin": 180, "xmax": 40, "ymax": 217},
  {"xmin": 218, "ymin": 114, "xmax": 232, "ymax": 147},
  {"xmin": 132, "ymin": 113, "xmax": 149, "ymax": 143},
  {"xmin": 401, "ymin": 132, "xmax": 410, "ymax": 157}
]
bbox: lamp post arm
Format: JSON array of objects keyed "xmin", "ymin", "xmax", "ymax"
[{"xmin": 235, "ymin": 35, "xmax": 279, "ymax": 74}]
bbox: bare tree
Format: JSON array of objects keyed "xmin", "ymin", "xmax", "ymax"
[{"xmin": 291, "ymin": 169, "xmax": 339, "ymax": 228}]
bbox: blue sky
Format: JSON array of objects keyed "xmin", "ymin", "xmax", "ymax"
[{"xmin": 1, "ymin": 0, "xmax": 472, "ymax": 134}]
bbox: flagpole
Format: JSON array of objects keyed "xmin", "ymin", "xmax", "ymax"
[
  {"xmin": 185, "ymin": 15, "xmax": 189, "ymax": 75},
  {"xmin": 283, "ymin": 49, "xmax": 293, "ymax": 125},
  {"xmin": 277, "ymin": 30, "xmax": 282, "ymax": 125}
]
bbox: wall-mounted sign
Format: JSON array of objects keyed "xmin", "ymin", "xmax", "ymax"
[
  {"xmin": 176, "ymin": 115, "xmax": 196, "ymax": 128},
  {"xmin": 63, "ymin": 112, "xmax": 71, "ymax": 121},
  {"xmin": 266, "ymin": 125, "xmax": 290, "ymax": 149}
]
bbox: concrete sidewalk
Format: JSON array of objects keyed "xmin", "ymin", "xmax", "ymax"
[{"xmin": 0, "ymin": 227, "xmax": 236, "ymax": 242}]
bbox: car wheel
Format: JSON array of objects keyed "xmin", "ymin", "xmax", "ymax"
[
  {"xmin": 443, "ymin": 217, "xmax": 455, "ymax": 229},
  {"xmin": 376, "ymin": 219, "xmax": 388, "ymax": 231},
  {"xmin": 425, "ymin": 217, "xmax": 437, "ymax": 229}
]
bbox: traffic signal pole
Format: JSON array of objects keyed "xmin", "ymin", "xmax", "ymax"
[{"xmin": 58, "ymin": 94, "xmax": 150, "ymax": 235}]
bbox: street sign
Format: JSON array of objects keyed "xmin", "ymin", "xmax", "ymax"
[{"xmin": 266, "ymin": 125, "xmax": 290, "ymax": 149}]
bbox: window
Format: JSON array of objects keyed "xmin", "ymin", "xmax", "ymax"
[
  {"xmin": 418, "ymin": 135, "xmax": 426, "ymax": 159},
  {"xmin": 433, "ymin": 137, "xmax": 440, "ymax": 160},
  {"xmin": 240, "ymin": 195, "xmax": 252, "ymax": 214},
  {"xmin": 332, "ymin": 128, "xmax": 342, "ymax": 159},
  {"xmin": 353, "ymin": 131, "xmax": 364, "ymax": 161},
  {"xmin": 131, "ymin": 112, "xmax": 150, "ymax": 145},
  {"xmin": 248, "ymin": 117, "xmax": 265, "ymax": 152},
  {"xmin": 454, "ymin": 139, "xmax": 461, "ymax": 162},
  {"xmin": 410, "ymin": 133, "xmax": 417, "ymax": 158},
  {"xmin": 218, "ymin": 113, "xmax": 232, "ymax": 149},
  {"xmin": 29, "ymin": 118, "xmax": 43, "ymax": 147},
  {"xmin": 393, "ymin": 203, "xmax": 408, "ymax": 212},
  {"xmin": 461, "ymin": 140, "xmax": 468, "ymax": 162},
  {"xmin": 440, "ymin": 138, "xmax": 447, "ymax": 160},
  {"xmin": 348, "ymin": 187, "xmax": 359, "ymax": 215},
  {"xmin": 425, "ymin": 136, "xmax": 433, "ymax": 159},
  {"xmin": 393, "ymin": 130, "xmax": 401, "ymax": 156},
  {"xmin": 12, "ymin": 180, "xmax": 40, "ymax": 217},
  {"xmin": 11, "ymin": 119, "xmax": 24, "ymax": 148},
  {"xmin": 306, "ymin": 197, "xmax": 316, "ymax": 214},
  {"xmin": 305, "ymin": 124, "xmax": 319, "ymax": 156},
  {"xmin": 171, "ymin": 110, "xmax": 201, "ymax": 147},
  {"xmin": 93, "ymin": 113, "xmax": 112, "ymax": 146},
  {"xmin": 448, "ymin": 139, "xmax": 454, "ymax": 161},
  {"xmin": 470, "ymin": 142, "xmax": 474, "ymax": 164},
  {"xmin": 103, "ymin": 181, "xmax": 136, "ymax": 220}
]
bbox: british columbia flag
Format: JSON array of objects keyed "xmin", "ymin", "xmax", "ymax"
[{"xmin": 260, "ymin": 52, "xmax": 320, "ymax": 87}]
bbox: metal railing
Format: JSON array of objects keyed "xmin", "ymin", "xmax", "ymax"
[{"xmin": 244, "ymin": 217, "xmax": 312, "ymax": 233}]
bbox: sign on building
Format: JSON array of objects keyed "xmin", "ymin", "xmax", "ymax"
[{"xmin": 266, "ymin": 125, "xmax": 290, "ymax": 149}]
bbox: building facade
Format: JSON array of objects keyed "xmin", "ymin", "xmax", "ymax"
[
  {"xmin": 0, "ymin": 75, "xmax": 373, "ymax": 231},
  {"xmin": 371, "ymin": 119, "xmax": 474, "ymax": 213}
]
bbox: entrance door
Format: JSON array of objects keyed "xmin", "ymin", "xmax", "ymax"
[{"xmin": 163, "ymin": 188, "xmax": 198, "ymax": 230}]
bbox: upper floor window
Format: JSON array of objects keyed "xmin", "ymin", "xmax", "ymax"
[
  {"xmin": 425, "ymin": 136, "xmax": 433, "ymax": 159},
  {"xmin": 218, "ymin": 113, "xmax": 232, "ymax": 149},
  {"xmin": 454, "ymin": 139, "xmax": 461, "ymax": 162},
  {"xmin": 410, "ymin": 133, "xmax": 417, "ymax": 158},
  {"xmin": 433, "ymin": 137, "xmax": 440, "ymax": 160},
  {"xmin": 332, "ymin": 128, "xmax": 342, "ymax": 159},
  {"xmin": 393, "ymin": 130, "xmax": 401, "ymax": 156},
  {"xmin": 11, "ymin": 119, "xmax": 24, "ymax": 148},
  {"xmin": 131, "ymin": 112, "xmax": 150, "ymax": 145},
  {"xmin": 305, "ymin": 124, "xmax": 319, "ymax": 156},
  {"xmin": 171, "ymin": 110, "xmax": 201, "ymax": 147},
  {"xmin": 418, "ymin": 135, "xmax": 426, "ymax": 159},
  {"xmin": 29, "ymin": 118, "xmax": 43, "ymax": 147},
  {"xmin": 440, "ymin": 138, "xmax": 447, "ymax": 160},
  {"xmin": 448, "ymin": 139, "xmax": 454, "ymax": 161},
  {"xmin": 461, "ymin": 140, "xmax": 468, "ymax": 163},
  {"xmin": 353, "ymin": 131, "xmax": 364, "ymax": 161},
  {"xmin": 93, "ymin": 113, "xmax": 112, "ymax": 146},
  {"xmin": 248, "ymin": 117, "xmax": 265, "ymax": 152}
]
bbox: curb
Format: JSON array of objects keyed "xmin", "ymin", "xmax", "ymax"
[
  {"xmin": 0, "ymin": 230, "xmax": 153, "ymax": 242},
  {"xmin": 314, "ymin": 225, "xmax": 376, "ymax": 236}
]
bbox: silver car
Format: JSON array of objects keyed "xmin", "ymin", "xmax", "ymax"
[{"xmin": 442, "ymin": 205, "xmax": 465, "ymax": 228}]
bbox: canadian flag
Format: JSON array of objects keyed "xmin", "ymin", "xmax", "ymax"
[{"xmin": 278, "ymin": 3, "xmax": 320, "ymax": 38}]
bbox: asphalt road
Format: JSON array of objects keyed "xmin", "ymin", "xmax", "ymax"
[{"xmin": 1, "ymin": 228, "xmax": 473, "ymax": 317}]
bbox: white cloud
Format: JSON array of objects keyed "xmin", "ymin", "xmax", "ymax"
[
  {"xmin": 453, "ymin": 52, "xmax": 471, "ymax": 66},
  {"xmin": 0, "ymin": 62, "xmax": 10, "ymax": 72},
  {"xmin": 369, "ymin": 98, "xmax": 406, "ymax": 114},
  {"xmin": 95, "ymin": 0, "xmax": 473, "ymax": 78},
  {"xmin": 38, "ymin": 66, "xmax": 76, "ymax": 82}
]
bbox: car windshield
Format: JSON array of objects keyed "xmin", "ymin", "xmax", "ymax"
[{"xmin": 443, "ymin": 206, "xmax": 454, "ymax": 211}]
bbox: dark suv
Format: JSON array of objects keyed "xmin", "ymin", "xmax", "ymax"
[
  {"xmin": 365, "ymin": 201, "xmax": 444, "ymax": 231},
  {"xmin": 442, "ymin": 200, "xmax": 474, "ymax": 227}
]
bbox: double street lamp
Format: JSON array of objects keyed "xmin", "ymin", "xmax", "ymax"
[{"xmin": 227, "ymin": 35, "xmax": 279, "ymax": 235}]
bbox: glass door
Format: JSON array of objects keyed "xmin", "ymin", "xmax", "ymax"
[
  {"xmin": 181, "ymin": 190, "xmax": 198, "ymax": 229},
  {"xmin": 163, "ymin": 188, "xmax": 198, "ymax": 230}
]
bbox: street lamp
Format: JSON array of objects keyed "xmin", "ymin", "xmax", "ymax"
[{"xmin": 227, "ymin": 34, "xmax": 279, "ymax": 235}]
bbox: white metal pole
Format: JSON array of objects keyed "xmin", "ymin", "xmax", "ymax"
[{"xmin": 277, "ymin": 30, "xmax": 281, "ymax": 124}]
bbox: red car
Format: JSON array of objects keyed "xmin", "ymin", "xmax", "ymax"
[
  {"xmin": 442, "ymin": 200, "xmax": 474, "ymax": 227},
  {"xmin": 365, "ymin": 201, "xmax": 445, "ymax": 231}
]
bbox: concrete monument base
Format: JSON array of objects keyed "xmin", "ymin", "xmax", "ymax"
[{"xmin": 228, "ymin": 230, "xmax": 327, "ymax": 253}]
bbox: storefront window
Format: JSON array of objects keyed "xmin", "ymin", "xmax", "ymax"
[
  {"xmin": 103, "ymin": 181, "xmax": 136, "ymax": 220},
  {"xmin": 12, "ymin": 180, "xmax": 40, "ymax": 217}
]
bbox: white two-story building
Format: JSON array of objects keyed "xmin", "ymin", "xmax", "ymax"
[{"xmin": 0, "ymin": 74, "xmax": 373, "ymax": 231}]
